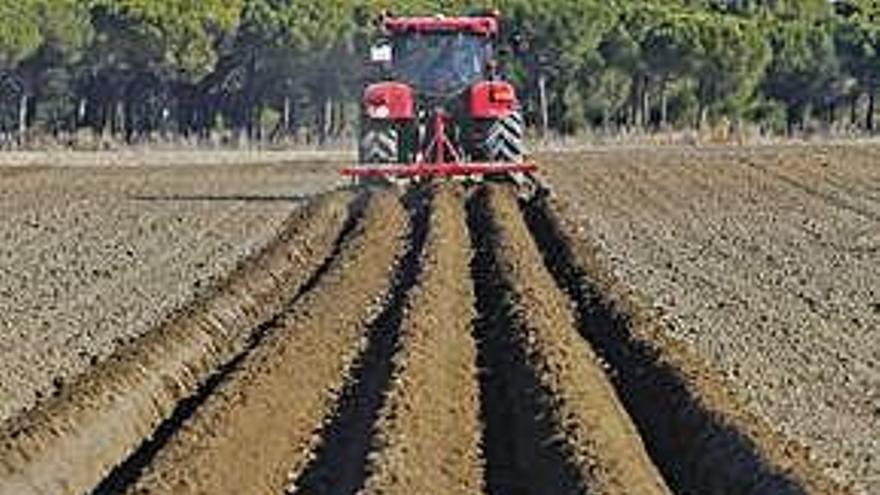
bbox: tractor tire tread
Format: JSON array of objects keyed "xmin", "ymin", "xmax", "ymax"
[
  {"xmin": 360, "ymin": 125, "xmax": 398, "ymax": 164},
  {"xmin": 484, "ymin": 111, "xmax": 524, "ymax": 164}
]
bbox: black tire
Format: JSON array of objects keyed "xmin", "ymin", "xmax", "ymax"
[
  {"xmin": 359, "ymin": 123, "xmax": 398, "ymax": 164},
  {"xmin": 483, "ymin": 111, "xmax": 524, "ymax": 163}
]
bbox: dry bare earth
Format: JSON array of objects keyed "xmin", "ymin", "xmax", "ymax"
[
  {"xmin": 1, "ymin": 187, "xmax": 352, "ymax": 495},
  {"xmin": 361, "ymin": 186, "xmax": 484, "ymax": 495},
  {"xmin": 129, "ymin": 191, "xmax": 408, "ymax": 494},
  {"xmin": 117, "ymin": 185, "xmax": 674, "ymax": 495},
  {"xmin": 473, "ymin": 186, "xmax": 669, "ymax": 495},
  {"xmin": 0, "ymin": 150, "xmax": 353, "ymax": 168},
  {"xmin": 543, "ymin": 145, "xmax": 880, "ymax": 493},
  {"xmin": 0, "ymin": 162, "xmax": 339, "ymax": 422},
  {"xmin": 0, "ymin": 172, "xmax": 850, "ymax": 495}
]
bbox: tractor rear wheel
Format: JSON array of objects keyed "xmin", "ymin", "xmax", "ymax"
[
  {"xmin": 359, "ymin": 122, "xmax": 398, "ymax": 164},
  {"xmin": 483, "ymin": 111, "xmax": 524, "ymax": 163}
]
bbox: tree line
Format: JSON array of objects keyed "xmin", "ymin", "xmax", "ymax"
[{"xmin": 1, "ymin": 0, "xmax": 879, "ymax": 147}]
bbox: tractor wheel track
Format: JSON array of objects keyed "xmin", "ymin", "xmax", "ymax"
[
  {"xmin": 126, "ymin": 190, "xmax": 410, "ymax": 494},
  {"xmin": 0, "ymin": 189, "xmax": 358, "ymax": 495}
]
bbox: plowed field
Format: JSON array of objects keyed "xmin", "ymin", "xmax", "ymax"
[
  {"xmin": 1, "ymin": 145, "xmax": 875, "ymax": 494},
  {"xmin": 0, "ymin": 162, "xmax": 339, "ymax": 422},
  {"xmin": 544, "ymin": 145, "xmax": 880, "ymax": 494}
]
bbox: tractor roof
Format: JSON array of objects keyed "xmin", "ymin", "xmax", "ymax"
[{"xmin": 384, "ymin": 16, "xmax": 498, "ymax": 36}]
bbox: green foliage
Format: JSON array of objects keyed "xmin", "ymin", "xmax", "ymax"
[
  {"xmin": 762, "ymin": 19, "xmax": 839, "ymax": 116},
  {"xmin": 0, "ymin": 0, "xmax": 43, "ymax": 68},
  {"xmin": 695, "ymin": 14, "xmax": 770, "ymax": 116},
  {"xmin": 835, "ymin": 14, "xmax": 880, "ymax": 88},
  {"xmin": 92, "ymin": 0, "xmax": 244, "ymax": 79},
  {"xmin": 0, "ymin": 0, "xmax": 879, "ymax": 139}
]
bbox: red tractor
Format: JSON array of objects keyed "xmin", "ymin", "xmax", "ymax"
[{"xmin": 342, "ymin": 13, "xmax": 537, "ymax": 180}]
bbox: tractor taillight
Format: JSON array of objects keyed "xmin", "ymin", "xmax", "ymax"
[
  {"xmin": 367, "ymin": 104, "xmax": 391, "ymax": 119},
  {"xmin": 365, "ymin": 94, "xmax": 390, "ymax": 118},
  {"xmin": 490, "ymin": 85, "xmax": 515, "ymax": 103},
  {"xmin": 471, "ymin": 81, "xmax": 516, "ymax": 118}
]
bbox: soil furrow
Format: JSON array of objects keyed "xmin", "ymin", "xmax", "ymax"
[
  {"xmin": 468, "ymin": 187, "xmax": 584, "ymax": 495},
  {"xmin": 522, "ymin": 190, "xmax": 851, "ymax": 495},
  {"xmin": 360, "ymin": 185, "xmax": 483, "ymax": 495},
  {"xmin": 478, "ymin": 185, "xmax": 670, "ymax": 495},
  {"xmin": 745, "ymin": 160, "xmax": 880, "ymax": 224},
  {"xmin": 126, "ymin": 190, "xmax": 408, "ymax": 494},
  {"xmin": 92, "ymin": 191, "xmax": 366, "ymax": 495},
  {"xmin": 289, "ymin": 186, "xmax": 431, "ymax": 495},
  {"xmin": 0, "ymin": 189, "xmax": 355, "ymax": 495}
]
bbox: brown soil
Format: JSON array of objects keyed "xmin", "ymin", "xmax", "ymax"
[
  {"xmin": 478, "ymin": 185, "xmax": 669, "ymax": 494},
  {"xmin": 0, "ymin": 162, "xmax": 339, "ymax": 421},
  {"xmin": 127, "ymin": 191, "xmax": 407, "ymax": 494},
  {"xmin": 0, "ymin": 189, "xmax": 354, "ymax": 495},
  {"xmin": 2, "ymin": 147, "xmax": 869, "ymax": 495},
  {"xmin": 526, "ymin": 190, "xmax": 849, "ymax": 495},
  {"xmin": 361, "ymin": 186, "xmax": 484, "ymax": 495},
  {"xmin": 543, "ymin": 145, "xmax": 878, "ymax": 493}
]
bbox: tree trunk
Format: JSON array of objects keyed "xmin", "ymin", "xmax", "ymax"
[
  {"xmin": 245, "ymin": 52, "xmax": 258, "ymax": 141},
  {"xmin": 802, "ymin": 105, "xmax": 811, "ymax": 132},
  {"xmin": 78, "ymin": 99, "xmax": 87, "ymax": 127},
  {"xmin": 283, "ymin": 95, "xmax": 291, "ymax": 135},
  {"xmin": 101, "ymin": 101, "xmax": 113, "ymax": 142},
  {"xmin": 659, "ymin": 79, "xmax": 668, "ymax": 130},
  {"xmin": 828, "ymin": 99, "xmax": 837, "ymax": 129},
  {"xmin": 631, "ymin": 75, "xmax": 641, "ymax": 129},
  {"xmin": 159, "ymin": 106, "xmax": 169, "ymax": 138},
  {"xmin": 850, "ymin": 93, "xmax": 859, "ymax": 128},
  {"xmin": 18, "ymin": 94, "xmax": 27, "ymax": 146},
  {"xmin": 623, "ymin": 97, "xmax": 637, "ymax": 131},
  {"xmin": 538, "ymin": 72, "xmax": 549, "ymax": 136},
  {"xmin": 336, "ymin": 100, "xmax": 346, "ymax": 137},
  {"xmin": 113, "ymin": 100, "xmax": 125, "ymax": 139},
  {"xmin": 640, "ymin": 75, "xmax": 650, "ymax": 129},
  {"xmin": 330, "ymin": 99, "xmax": 340, "ymax": 137},
  {"xmin": 850, "ymin": 94, "xmax": 857, "ymax": 129},
  {"xmin": 695, "ymin": 81, "xmax": 703, "ymax": 129},
  {"xmin": 867, "ymin": 89, "xmax": 875, "ymax": 132},
  {"xmin": 326, "ymin": 97, "xmax": 333, "ymax": 141},
  {"xmin": 253, "ymin": 105, "xmax": 261, "ymax": 142},
  {"xmin": 318, "ymin": 95, "xmax": 333, "ymax": 145}
]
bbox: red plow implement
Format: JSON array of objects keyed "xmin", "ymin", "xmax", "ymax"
[{"xmin": 342, "ymin": 110, "xmax": 536, "ymax": 179}]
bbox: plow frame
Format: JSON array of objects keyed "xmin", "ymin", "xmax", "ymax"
[{"xmin": 342, "ymin": 109, "xmax": 537, "ymax": 179}]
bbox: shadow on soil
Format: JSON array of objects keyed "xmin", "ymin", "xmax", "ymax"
[{"xmin": 467, "ymin": 187, "xmax": 586, "ymax": 495}]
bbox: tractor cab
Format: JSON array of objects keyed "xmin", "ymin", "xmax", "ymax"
[
  {"xmin": 343, "ymin": 14, "xmax": 536, "ymax": 180},
  {"xmin": 382, "ymin": 17, "xmax": 496, "ymax": 97},
  {"xmin": 391, "ymin": 31, "xmax": 491, "ymax": 97}
]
